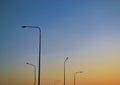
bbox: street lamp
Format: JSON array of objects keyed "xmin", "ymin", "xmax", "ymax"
[
  {"xmin": 74, "ymin": 71, "xmax": 83, "ymax": 85},
  {"xmin": 21, "ymin": 26, "xmax": 41, "ymax": 85},
  {"xmin": 26, "ymin": 62, "xmax": 36, "ymax": 85},
  {"xmin": 64, "ymin": 57, "xmax": 69, "ymax": 85}
]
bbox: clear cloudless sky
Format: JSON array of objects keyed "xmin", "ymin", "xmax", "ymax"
[{"xmin": 0, "ymin": 0, "xmax": 120, "ymax": 85}]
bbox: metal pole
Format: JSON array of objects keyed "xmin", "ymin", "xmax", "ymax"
[
  {"xmin": 64, "ymin": 61, "xmax": 65, "ymax": 85},
  {"xmin": 74, "ymin": 72, "xmax": 75, "ymax": 85},
  {"xmin": 64, "ymin": 57, "xmax": 69, "ymax": 85},
  {"xmin": 38, "ymin": 27, "xmax": 41, "ymax": 85}
]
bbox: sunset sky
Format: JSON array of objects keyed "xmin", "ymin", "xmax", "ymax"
[{"xmin": 0, "ymin": 0, "xmax": 120, "ymax": 85}]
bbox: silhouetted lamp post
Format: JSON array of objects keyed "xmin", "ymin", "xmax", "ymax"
[
  {"xmin": 26, "ymin": 62, "xmax": 36, "ymax": 85},
  {"xmin": 64, "ymin": 57, "xmax": 69, "ymax": 85},
  {"xmin": 74, "ymin": 71, "xmax": 83, "ymax": 85},
  {"xmin": 22, "ymin": 26, "xmax": 41, "ymax": 85}
]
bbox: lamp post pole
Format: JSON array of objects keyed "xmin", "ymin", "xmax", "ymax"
[
  {"xmin": 22, "ymin": 26, "xmax": 41, "ymax": 85},
  {"xmin": 74, "ymin": 71, "xmax": 83, "ymax": 85},
  {"xmin": 26, "ymin": 62, "xmax": 36, "ymax": 85},
  {"xmin": 64, "ymin": 57, "xmax": 69, "ymax": 85}
]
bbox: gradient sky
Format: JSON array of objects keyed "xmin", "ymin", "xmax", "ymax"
[{"xmin": 0, "ymin": 0, "xmax": 120, "ymax": 85}]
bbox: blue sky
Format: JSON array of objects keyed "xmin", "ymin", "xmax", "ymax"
[{"xmin": 0, "ymin": 0, "xmax": 120, "ymax": 85}]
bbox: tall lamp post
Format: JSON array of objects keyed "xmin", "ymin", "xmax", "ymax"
[
  {"xmin": 74, "ymin": 71, "xmax": 83, "ymax": 85},
  {"xmin": 64, "ymin": 57, "xmax": 69, "ymax": 85},
  {"xmin": 26, "ymin": 62, "xmax": 36, "ymax": 85},
  {"xmin": 21, "ymin": 26, "xmax": 41, "ymax": 85}
]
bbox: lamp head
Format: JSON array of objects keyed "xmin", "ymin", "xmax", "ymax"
[
  {"xmin": 21, "ymin": 26, "xmax": 27, "ymax": 28},
  {"xmin": 80, "ymin": 71, "xmax": 83, "ymax": 73},
  {"xmin": 66, "ymin": 57, "xmax": 69, "ymax": 60},
  {"xmin": 65, "ymin": 57, "xmax": 69, "ymax": 61},
  {"xmin": 26, "ymin": 62, "xmax": 29, "ymax": 64}
]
